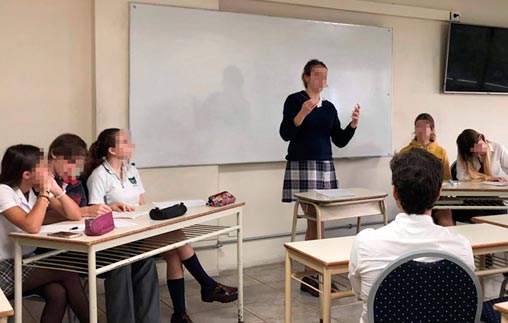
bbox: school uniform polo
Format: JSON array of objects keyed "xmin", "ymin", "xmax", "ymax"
[
  {"xmin": 348, "ymin": 213, "xmax": 474, "ymax": 323},
  {"xmin": 87, "ymin": 161, "xmax": 145, "ymax": 206},
  {"xmin": 399, "ymin": 139, "xmax": 452, "ymax": 180},
  {"xmin": 0, "ymin": 184, "xmax": 37, "ymax": 259}
]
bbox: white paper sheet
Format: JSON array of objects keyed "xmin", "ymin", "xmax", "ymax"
[
  {"xmin": 314, "ymin": 189, "xmax": 355, "ymax": 198},
  {"xmin": 40, "ymin": 219, "xmax": 137, "ymax": 234},
  {"xmin": 152, "ymin": 200, "xmax": 206, "ymax": 209},
  {"xmin": 482, "ymin": 181, "xmax": 508, "ymax": 186},
  {"xmin": 112, "ymin": 209, "xmax": 149, "ymax": 219}
]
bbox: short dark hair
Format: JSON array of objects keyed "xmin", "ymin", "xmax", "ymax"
[
  {"xmin": 49, "ymin": 133, "xmax": 88, "ymax": 160},
  {"xmin": 390, "ymin": 149, "xmax": 443, "ymax": 214},
  {"xmin": 301, "ymin": 59, "xmax": 327, "ymax": 88},
  {"xmin": 0, "ymin": 144, "xmax": 43, "ymax": 188}
]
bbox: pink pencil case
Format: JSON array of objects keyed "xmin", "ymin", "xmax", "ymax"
[{"xmin": 85, "ymin": 212, "xmax": 115, "ymax": 236}]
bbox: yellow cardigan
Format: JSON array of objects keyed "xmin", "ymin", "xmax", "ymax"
[{"xmin": 399, "ymin": 139, "xmax": 452, "ymax": 180}]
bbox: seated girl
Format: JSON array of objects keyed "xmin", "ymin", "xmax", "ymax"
[
  {"xmin": 0, "ymin": 144, "xmax": 89, "ymax": 323},
  {"xmin": 84, "ymin": 128, "xmax": 238, "ymax": 323}
]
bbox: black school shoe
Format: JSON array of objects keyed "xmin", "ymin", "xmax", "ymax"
[
  {"xmin": 300, "ymin": 275, "xmax": 339, "ymax": 297},
  {"xmin": 201, "ymin": 283, "xmax": 238, "ymax": 303},
  {"xmin": 171, "ymin": 312, "xmax": 193, "ymax": 323}
]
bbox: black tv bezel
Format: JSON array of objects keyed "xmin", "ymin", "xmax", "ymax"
[{"xmin": 443, "ymin": 22, "xmax": 508, "ymax": 95}]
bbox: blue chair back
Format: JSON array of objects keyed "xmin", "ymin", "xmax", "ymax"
[{"xmin": 367, "ymin": 250, "xmax": 482, "ymax": 322}]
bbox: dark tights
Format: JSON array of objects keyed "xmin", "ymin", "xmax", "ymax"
[{"xmin": 23, "ymin": 268, "xmax": 89, "ymax": 323}]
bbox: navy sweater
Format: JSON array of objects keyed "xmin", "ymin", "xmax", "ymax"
[{"xmin": 279, "ymin": 91, "xmax": 356, "ymax": 161}]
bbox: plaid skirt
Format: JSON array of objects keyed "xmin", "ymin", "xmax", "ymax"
[
  {"xmin": 0, "ymin": 258, "xmax": 35, "ymax": 297},
  {"xmin": 282, "ymin": 160, "xmax": 338, "ymax": 202}
]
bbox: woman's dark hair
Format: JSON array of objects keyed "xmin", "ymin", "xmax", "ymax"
[
  {"xmin": 413, "ymin": 113, "xmax": 436, "ymax": 142},
  {"xmin": 48, "ymin": 133, "xmax": 87, "ymax": 160},
  {"xmin": 301, "ymin": 59, "xmax": 327, "ymax": 88},
  {"xmin": 391, "ymin": 148, "xmax": 443, "ymax": 214},
  {"xmin": 83, "ymin": 128, "xmax": 120, "ymax": 180},
  {"xmin": 0, "ymin": 145, "xmax": 43, "ymax": 188}
]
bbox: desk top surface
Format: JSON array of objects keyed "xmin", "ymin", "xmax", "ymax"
[
  {"xmin": 294, "ymin": 188, "xmax": 387, "ymax": 204},
  {"xmin": 0, "ymin": 288, "xmax": 13, "ymax": 317},
  {"xmin": 441, "ymin": 181, "xmax": 508, "ymax": 193},
  {"xmin": 494, "ymin": 301, "xmax": 508, "ymax": 314},
  {"xmin": 9, "ymin": 202, "xmax": 245, "ymax": 246},
  {"xmin": 285, "ymin": 223, "xmax": 508, "ymax": 266},
  {"xmin": 472, "ymin": 214, "xmax": 508, "ymax": 228}
]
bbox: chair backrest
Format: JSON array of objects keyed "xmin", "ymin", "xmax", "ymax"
[
  {"xmin": 451, "ymin": 160, "xmax": 458, "ymax": 180},
  {"xmin": 367, "ymin": 250, "xmax": 482, "ymax": 323}
]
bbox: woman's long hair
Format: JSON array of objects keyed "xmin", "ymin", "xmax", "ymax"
[
  {"xmin": 0, "ymin": 145, "xmax": 43, "ymax": 188},
  {"xmin": 83, "ymin": 128, "xmax": 119, "ymax": 180},
  {"xmin": 456, "ymin": 129, "xmax": 492, "ymax": 181}
]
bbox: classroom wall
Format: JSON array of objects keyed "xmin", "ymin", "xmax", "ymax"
[
  {"xmin": 0, "ymin": 0, "xmax": 93, "ymax": 153},
  {"xmin": 2, "ymin": 0, "xmax": 508, "ymax": 272}
]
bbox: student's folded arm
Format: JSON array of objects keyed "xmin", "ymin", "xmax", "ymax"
[{"xmin": 2, "ymin": 203, "xmax": 48, "ymax": 234}]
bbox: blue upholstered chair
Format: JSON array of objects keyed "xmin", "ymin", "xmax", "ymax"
[{"xmin": 367, "ymin": 250, "xmax": 482, "ymax": 323}]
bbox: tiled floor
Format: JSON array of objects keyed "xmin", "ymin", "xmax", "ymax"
[{"xmin": 18, "ymin": 261, "xmax": 507, "ymax": 322}]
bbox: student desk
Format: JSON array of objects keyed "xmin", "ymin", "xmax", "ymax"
[
  {"xmin": 0, "ymin": 288, "xmax": 13, "ymax": 323},
  {"xmin": 284, "ymin": 223, "xmax": 508, "ymax": 323},
  {"xmin": 291, "ymin": 189, "xmax": 388, "ymax": 241},
  {"xmin": 434, "ymin": 181, "xmax": 508, "ymax": 210},
  {"xmin": 10, "ymin": 202, "xmax": 245, "ymax": 323},
  {"xmin": 494, "ymin": 301, "xmax": 508, "ymax": 323},
  {"xmin": 472, "ymin": 214, "xmax": 508, "ymax": 227}
]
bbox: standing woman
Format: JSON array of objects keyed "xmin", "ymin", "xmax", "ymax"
[
  {"xmin": 399, "ymin": 113, "xmax": 453, "ymax": 226},
  {"xmin": 84, "ymin": 129, "xmax": 237, "ymax": 323},
  {"xmin": 280, "ymin": 59, "xmax": 360, "ymax": 295},
  {"xmin": 0, "ymin": 145, "xmax": 89, "ymax": 323}
]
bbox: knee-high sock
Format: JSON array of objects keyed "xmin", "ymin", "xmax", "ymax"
[
  {"xmin": 167, "ymin": 278, "xmax": 186, "ymax": 315},
  {"xmin": 182, "ymin": 253, "xmax": 217, "ymax": 291}
]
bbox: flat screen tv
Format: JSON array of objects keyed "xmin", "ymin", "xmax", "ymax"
[{"xmin": 444, "ymin": 22, "xmax": 508, "ymax": 94}]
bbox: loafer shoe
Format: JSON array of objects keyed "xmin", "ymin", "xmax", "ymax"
[
  {"xmin": 171, "ymin": 312, "xmax": 193, "ymax": 323},
  {"xmin": 201, "ymin": 283, "xmax": 238, "ymax": 303}
]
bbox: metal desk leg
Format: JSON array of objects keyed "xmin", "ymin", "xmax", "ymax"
[
  {"xmin": 316, "ymin": 207, "xmax": 322, "ymax": 240},
  {"xmin": 285, "ymin": 252, "xmax": 292, "ymax": 323},
  {"xmin": 237, "ymin": 210, "xmax": 244, "ymax": 323},
  {"xmin": 14, "ymin": 242, "xmax": 22, "ymax": 323},
  {"xmin": 356, "ymin": 217, "xmax": 361, "ymax": 233},
  {"xmin": 88, "ymin": 248, "xmax": 98, "ymax": 323}
]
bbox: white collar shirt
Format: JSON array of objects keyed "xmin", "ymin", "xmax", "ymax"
[
  {"xmin": 348, "ymin": 213, "xmax": 474, "ymax": 323},
  {"xmin": 87, "ymin": 161, "xmax": 145, "ymax": 206},
  {"xmin": 457, "ymin": 142, "xmax": 508, "ymax": 180},
  {"xmin": 0, "ymin": 184, "xmax": 37, "ymax": 259}
]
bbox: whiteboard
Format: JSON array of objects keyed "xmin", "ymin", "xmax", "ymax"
[{"xmin": 129, "ymin": 3, "xmax": 392, "ymax": 167}]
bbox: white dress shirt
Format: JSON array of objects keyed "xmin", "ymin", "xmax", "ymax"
[
  {"xmin": 456, "ymin": 142, "xmax": 508, "ymax": 180},
  {"xmin": 348, "ymin": 213, "xmax": 474, "ymax": 323}
]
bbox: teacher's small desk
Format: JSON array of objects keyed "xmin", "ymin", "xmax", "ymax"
[
  {"xmin": 10, "ymin": 202, "xmax": 245, "ymax": 323},
  {"xmin": 285, "ymin": 223, "xmax": 508, "ymax": 323},
  {"xmin": 291, "ymin": 189, "xmax": 388, "ymax": 241},
  {"xmin": 435, "ymin": 181, "xmax": 508, "ymax": 210},
  {"xmin": 0, "ymin": 288, "xmax": 13, "ymax": 323}
]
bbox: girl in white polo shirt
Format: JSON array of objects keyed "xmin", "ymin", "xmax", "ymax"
[
  {"xmin": 0, "ymin": 144, "xmax": 89, "ymax": 323},
  {"xmin": 85, "ymin": 128, "xmax": 237, "ymax": 323}
]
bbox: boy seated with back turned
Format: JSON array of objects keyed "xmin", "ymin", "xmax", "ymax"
[{"xmin": 348, "ymin": 148, "xmax": 475, "ymax": 323}]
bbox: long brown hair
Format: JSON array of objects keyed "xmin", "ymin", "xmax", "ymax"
[
  {"xmin": 456, "ymin": 129, "xmax": 492, "ymax": 181},
  {"xmin": 83, "ymin": 128, "xmax": 120, "ymax": 180}
]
